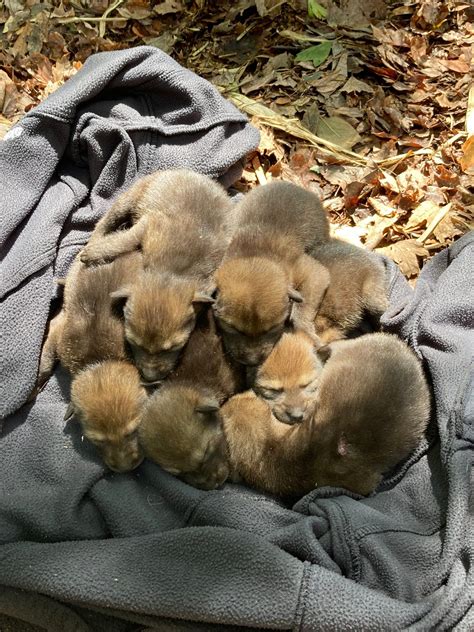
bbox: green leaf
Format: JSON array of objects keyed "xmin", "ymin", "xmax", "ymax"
[
  {"xmin": 295, "ymin": 41, "xmax": 332, "ymax": 66},
  {"xmin": 308, "ymin": 0, "xmax": 327, "ymax": 20},
  {"xmin": 315, "ymin": 116, "xmax": 361, "ymax": 150}
]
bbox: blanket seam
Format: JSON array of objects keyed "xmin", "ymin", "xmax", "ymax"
[{"xmin": 293, "ymin": 560, "xmax": 311, "ymax": 632}]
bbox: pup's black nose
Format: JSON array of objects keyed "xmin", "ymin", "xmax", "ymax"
[{"xmin": 287, "ymin": 411, "xmax": 304, "ymax": 423}]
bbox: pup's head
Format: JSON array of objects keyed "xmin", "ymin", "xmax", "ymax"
[
  {"xmin": 213, "ymin": 257, "xmax": 302, "ymax": 366},
  {"xmin": 253, "ymin": 331, "xmax": 322, "ymax": 425},
  {"xmin": 67, "ymin": 361, "xmax": 147, "ymax": 472},
  {"xmin": 111, "ymin": 272, "xmax": 214, "ymax": 382},
  {"xmin": 139, "ymin": 385, "xmax": 229, "ymax": 490}
]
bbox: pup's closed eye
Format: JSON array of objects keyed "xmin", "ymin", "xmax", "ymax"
[
  {"xmin": 299, "ymin": 379, "xmax": 318, "ymax": 390},
  {"xmin": 258, "ymin": 387, "xmax": 283, "ymax": 400}
]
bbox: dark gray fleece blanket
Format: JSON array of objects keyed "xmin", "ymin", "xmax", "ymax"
[{"xmin": 0, "ymin": 47, "xmax": 473, "ymax": 632}]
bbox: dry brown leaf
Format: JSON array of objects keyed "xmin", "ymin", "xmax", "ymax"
[
  {"xmin": 0, "ymin": 71, "xmax": 20, "ymax": 118},
  {"xmin": 433, "ymin": 212, "xmax": 463, "ymax": 244},
  {"xmin": 418, "ymin": 203, "xmax": 452, "ymax": 242},
  {"xmin": 316, "ymin": 116, "xmax": 361, "ymax": 150},
  {"xmin": 379, "ymin": 171, "xmax": 400, "ymax": 194},
  {"xmin": 340, "ymin": 76, "xmax": 375, "ymax": 94},
  {"xmin": 365, "ymin": 214, "xmax": 400, "ymax": 250},
  {"xmin": 376, "ymin": 240, "xmax": 429, "ymax": 278},
  {"xmin": 367, "ymin": 196, "xmax": 398, "ymax": 217},
  {"xmin": 396, "ymin": 167, "xmax": 428, "ymax": 206},
  {"xmin": 460, "ymin": 136, "xmax": 474, "ymax": 174},
  {"xmin": 404, "ymin": 199, "xmax": 440, "ymax": 232}
]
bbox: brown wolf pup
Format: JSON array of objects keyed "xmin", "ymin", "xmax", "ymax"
[
  {"xmin": 79, "ymin": 169, "xmax": 234, "ymax": 266},
  {"xmin": 311, "ymin": 239, "xmax": 388, "ymax": 343},
  {"xmin": 66, "ymin": 360, "xmax": 147, "ymax": 473},
  {"xmin": 222, "ymin": 333, "xmax": 430, "ymax": 497},
  {"xmin": 138, "ymin": 311, "xmax": 243, "ymax": 489},
  {"xmin": 82, "ymin": 170, "xmax": 234, "ymax": 382},
  {"xmin": 213, "ymin": 181, "xmax": 330, "ymax": 366},
  {"xmin": 35, "ymin": 251, "xmax": 142, "ymax": 390},
  {"xmin": 250, "ymin": 331, "xmax": 323, "ymax": 425},
  {"xmin": 139, "ymin": 385, "xmax": 230, "ymax": 490}
]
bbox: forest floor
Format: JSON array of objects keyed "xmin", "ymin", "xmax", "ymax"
[{"xmin": 1, "ymin": 0, "xmax": 473, "ymax": 279}]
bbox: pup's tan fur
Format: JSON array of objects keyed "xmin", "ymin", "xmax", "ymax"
[
  {"xmin": 140, "ymin": 385, "xmax": 229, "ymax": 490},
  {"xmin": 223, "ymin": 333, "xmax": 430, "ymax": 497},
  {"xmin": 36, "ymin": 251, "xmax": 142, "ymax": 389},
  {"xmin": 82, "ymin": 169, "xmax": 234, "ymax": 381},
  {"xmin": 214, "ymin": 183, "xmax": 331, "ymax": 366},
  {"xmin": 80, "ymin": 169, "xmax": 234, "ymax": 266},
  {"xmin": 68, "ymin": 360, "xmax": 147, "ymax": 472},
  {"xmin": 138, "ymin": 311, "xmax": 243, "ymax": 489},
  {"xmin": 311, "ymin": 239, "xmax": 388, "ymax": 343},
  {"xmin": 228, "ymin": 181, "xmax": 330, "ymax": 254},
  {"xmin": 251, "ymin": 331, "xmax": 323, "ymax": 425}
]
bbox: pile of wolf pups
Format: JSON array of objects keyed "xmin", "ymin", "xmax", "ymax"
[{"xmin": 36, "ymin": 169, "xmax": 431, "ymax": 498}]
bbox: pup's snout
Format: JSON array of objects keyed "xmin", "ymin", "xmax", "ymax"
[
  {"xmin": 106, "ymin": 453, "xmax": 144, "ymax": 473},
  {"xmin": 287, "ymin": 410, "xmax": 304, "ymax": 423},
  {"xmin": 274, "ymin": 409, "xmax": 305, "ymax": 425},
  {"xmin": 140, "ymin": 365, "xmax": 166, "ymax": 382}
]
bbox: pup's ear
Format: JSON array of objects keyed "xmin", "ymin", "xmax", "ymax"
[
  {"xmin": 63, "ymin": 401, "xmax": 76, "ymax": 421},
  {"xmin": 316, "ymin": 345, "xmax": 332, "ymax": 363},
  {"xmin": 288, "ymin": 287, "xmax": 304, "ymax": 303},
  {"xmin": 55, "ymin": 277, "xmax": 66, "ymax": 286},
  {"xmin": 110, "ymin": 288, "xmax": 130, "ymax": 301},
  {"xmin": 195, "ymin": 399, "xmax": 220, "ymax": 414},
  {"xmin": 192, "ymin": 292, "xmax": 215, "ymax": 306},
  {"xmin": 110, "ymin": 288, "xmax": 130, "ymax": 316}
]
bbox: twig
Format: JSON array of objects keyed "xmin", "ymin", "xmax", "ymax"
[
  {"xmin": 252, "ymin": 155, "xmax": 268, "ymax": 185},
  {"xmin": 99, "ymin": 0, "xmax": 125, "ymax": 38},
  {"xmin": 56, "ymin": 16, "xmax": 127, "ymax": 24},
  {"xmin": 228, "ymin": 92, "xmax": 432, "ymax": 167},
  {"xmin": 417, "ymin": 203, "xmax": 452, "ymax": 243},
  {"xmin": 466, "ymin": 84, "xmax": 474, "ymax": 136}
]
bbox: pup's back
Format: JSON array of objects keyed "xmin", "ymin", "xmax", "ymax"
[
  {"xmin": 230, "ymin": 181, "xmax": 330, "ymax": 257},
  {"xmin": 222, "ymin": 391, "xmax": 315, "ymax": 497},
  {"xmin": 311, "ymin": 239, "xmax": 388, "ymax": 342},
  {"xmin": 312, "ymin": 333, "xmax": 431, "ymax": 493},
  {"xmin": 81, "ymin": 169, "xmax": 234, "ymax": 267},
  {"xmin": 59, "ymin": 251, "xmax": 142, "ymax": 373}
]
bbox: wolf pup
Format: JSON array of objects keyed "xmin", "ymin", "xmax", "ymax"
[
  {"xmin": 35, "ymin": 251, "xmax": 142, "ymax": 390},
  {"xmin": 223, "ymin": 333, "xmax": 430, "ymax": 497},
  {"xmin": 66, "ymin": 360, "xmax": 147, "ymax": 473},
  {"xmin": 250, "ymin": 331, "xmax": 323, "ymax": 425},
  {"xmin": 311, "ymin": 239, "xmax": 388, "ymax": 343},
  {"xmin": 84, "ymin": 170, "xmax": 235, "ymax": 382},
  {"xmin": 138, "ymin": 311, "xmax": 243, "ymax": 490},
  {"xmin": 214, "ymin": 181, "xmax": 331, "ymax": 366},
  {"xmin": 80, "ymin": 169, "xmax": 234, "ymax": 267}
]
